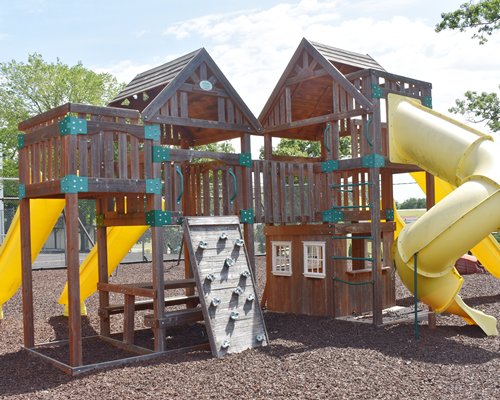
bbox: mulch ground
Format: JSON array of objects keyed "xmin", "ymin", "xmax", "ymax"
[{"xmin": 1, "ymin": 256, "xmax": 500, "ymax": 399}]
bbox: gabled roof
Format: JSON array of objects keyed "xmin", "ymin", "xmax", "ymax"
[
  {"xmin": 258, "ymin": 38, "xmax": 375, "ymax": 139},
  {"xmin": 110, "ymin": 48, "xmax": 261, "ymax": 145},
  {"xmin": 310, "ymin": 41, "xmax": 385, "ymax": 73},
  {"xmin": 111, "ymin": 49, "xmax": 201, "ymax": 106}
]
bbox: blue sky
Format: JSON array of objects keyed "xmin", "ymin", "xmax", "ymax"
[{"xmin": 1, "ymin": 0, "xmax": 499, "ymax": 200}]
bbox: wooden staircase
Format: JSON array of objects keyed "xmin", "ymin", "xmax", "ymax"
[{"xmin": 183, "ymin": 216, "xmax": 268, "ymax": 357}]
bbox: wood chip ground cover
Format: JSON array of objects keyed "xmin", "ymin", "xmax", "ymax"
[{"xmin": 0, "ymin": 257, "xmax": 499, "ymax": 399}]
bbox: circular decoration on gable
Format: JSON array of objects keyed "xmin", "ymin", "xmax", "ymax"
[{"xmin": 199, "ymin": 80, "xmax": 213, "ymax": 91}]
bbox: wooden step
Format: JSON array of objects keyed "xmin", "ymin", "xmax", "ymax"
[
  {"xmin": 143, "ymin": 308, "xmax": 204, "ymax": 328},
  {"xmin": 99, "ymin": 295, "xmax": 200, "ymax": 317}
]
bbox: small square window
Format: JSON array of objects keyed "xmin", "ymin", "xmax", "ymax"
[
  {"xmin": 272, "ymin": 241, "xmax": 292, "ymax": 276},
  {"xmin": 303, "ymin": 241, "xmax": 326, "ymax": 278}
]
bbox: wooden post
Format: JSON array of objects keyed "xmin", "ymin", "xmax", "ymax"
[
  {"xmin": 241, "ymin": 134, "xmax": 256, "ymax": 274},
  {"xmin": 150, "ymin": 134, "xmax": 165, "ymax": 352},
  {"xmin": 180, "ymin": 139, "xmax": 195, "ymax": 305},
  {"xmin": 425, "ymin": 172, "xmax": 437, "ymax": 330},
  {"xmin": 65, "ymin": 193, "xmax": 83, "ymax": 366},
  {"xmin": 20, "ymin": 198, "xmax": 34, "ymax": 348},
  {"xmin": 96, "ymin": 199, "xmax": 110, "ymax": 337},
  {"xmin": 369, "ymin": 73, "xmax": 383, "ymax": 326},
  {"xmin": 263, "ymin": 134, "xmax": 272, "ymax": 160}
]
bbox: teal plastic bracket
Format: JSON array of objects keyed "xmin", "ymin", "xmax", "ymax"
[
  {"xmin": 362, "ymin": 153, "xmax": 385, "ymax": 168},
  {"xmin": 321, "ymin": 160, "xmax": 338, "ymax": 173},
  {"xmin": 144, "ymin": 124, "xmax": 161, "ymax": 141},
  {"xmin": 60, "ymin": 175, "xmax": 88, "ymax": 193},
  {"xmin": 322, "ymin": 208, "xmax": 344, "ymax": 223},
  {"xmin": 18, "ymin": 184, "xmax": 26, "ymax": 199},
  {"xmin": 96, "ymin": 214, "xmax": 105, "ymax": 228},
  {"xmin": 146, "ymin": 178, "xmax": 162, "ymax": 194},
  {"xmin": 17, "ymin": 134, "xmax": 25, "ymax": 149},
  {"xmin": 385, "ymin": 209, "xmax": 394, "ymax": 221},
  {"xmin": 59, "ymin": 116, "xmax": 87, "ymax": 136},
  {"xmin": 146, "ymin": 210, "xmax": 172, "ymax": 226},
  {"xmin": 240, "ymin": 208, "xmax": 255, "ymax": 224},
  {"xmin": 371, "ymin": 83, "xmax": 383, "ymax": 99},
  {"xmin": 239, "ymin": 153, "xmax": 252, "ymax": 167},
  {"xmin": 422, "ymin": 96, "xmax": 432, "ymax": 109},
  {"xmin": 152, "ymin": 146, "xmax": 171, "ymax": 162}
]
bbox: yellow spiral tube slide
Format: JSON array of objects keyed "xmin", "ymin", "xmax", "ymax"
[{"xmin": 388, "ymin": 94, "xmax": 500, "ymax": 336}]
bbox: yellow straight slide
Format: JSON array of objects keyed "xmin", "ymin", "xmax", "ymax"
[
  {"xmin": 58, "ymin": 225, "xmax": 148, "ymax": 308},
  {"xmin": 389, "ymin": 94, "xmax": 500, "ymax": 336},
  {"xmin": 410, "ymin": 171, "xmax": 500, "ymax": 278},
  {"xmin": 0, "ymin": 199, "xmax": 65, "ymax": 319}
]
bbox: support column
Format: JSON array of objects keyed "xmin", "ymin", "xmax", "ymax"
[
  {"xmin": 150, "ymin": 133, "xmax": 165, "ymax": 352},
  {"xmin": 20, "ymin": 198, "xmax": 34, "ymax": 348},
  {"xmin": 96, "ymin": 199, "xmax": 110, "ymax": 337},
  {"xmin": 65, "ymin": 194, "xmax": 82, "ymax": 366},
  {"xmin": 241, "ymin": 134, "xmax": 256, "ymax": 273},
  {"xmin": 425, "ymin": 172, "xmax": 437, "ymax": 330}
]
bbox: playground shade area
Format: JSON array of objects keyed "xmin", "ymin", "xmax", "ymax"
[{"xmin": 1, "ymin": 258, "xmax": 499, "ymax": 399}]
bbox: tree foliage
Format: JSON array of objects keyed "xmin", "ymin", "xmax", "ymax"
[
  {"xmin": 436, "ymin": 1, "xmax": 500, "ymax": 132},
  {"xmin": 259, "ymin": 136, "xmax": 351, "ymax": 159},
  {"xmin": 449, "ymin": 86, "xmax": 500, "ymax": 132},
  {"xmin": 396, "ymin": 197, "xmax": 426, "ymax": 210},
  {"xmin": 435, "ymin": 0, "xmax": 500, "ymax": 44},
  {"xmin": 0, "ymin": 53, "xmax": 124, "ymax": 179}
]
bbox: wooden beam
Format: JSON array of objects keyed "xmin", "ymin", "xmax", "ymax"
[
  {"xmin": 20, "ymin": 199, "xmax": 34, "ymax": 348},
  {"xmin": 263, "ymin": 108, "xmax": 370, "ymax": 134},
  {"xmin": 150, "ymin": 115, "xmax": 257, "ymax": 134},
  {"xmin": 65, "ymin": 194, "xmax": 83, "ymax": 367}
]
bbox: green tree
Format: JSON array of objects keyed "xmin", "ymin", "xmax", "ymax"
[
  {"xmin": 259, "ymin": 137, "xmax": 351, "ymax": 159},
  {"xmin": 435, "ymin": 0, "xmax": 500, "ymax": 44},
  {"xmin": 448, "ymin": 87, "xmax": 500, "ymax": 132},
  {"xmin": 0, "ymin": 53, "xmax": 124, "ymax": 182},
  {"xmin": 436, "ymin": 1, "xmax": 500, "ymax": 132},
  {"xmin": 396, "ymin": 198, "xmax": 426, "ymax": 209}
]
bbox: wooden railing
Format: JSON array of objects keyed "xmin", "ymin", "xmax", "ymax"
[{"xmin": 18, "ymin": 104, "xmax": 154, "ymax": 199}]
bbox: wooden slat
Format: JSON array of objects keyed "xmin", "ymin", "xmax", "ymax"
[
  {"xmin": 253, "ymin": 161, "xmax": 262, "ymax": 222},
  {"xmin": 271, "ymin": 162, "xmax": 279, "ymax": 223},
  {"xmin": 288, "ymin": 162, "xmax": 295, "ymax": 222},
  {"xmin": 213, "ymin": 168, "xmax": 220, "ymax": 216},
  {"xmin": 180, "ymin": 92, "xmax": 188, "ymax": 118},
  {"xmin": 97, "ymin": 282, "xmax": 156, "ymax": 298},
  {"xmin": 307, "ymin": 163, "xmax": 314, "ymax": 222},
  {"xmin": 279, "ymin": 162, "xmax": 287, "ymax": 223},
  {"xmin": 203, "ymin": 170, "xmax": 210, "ymax": 215}
]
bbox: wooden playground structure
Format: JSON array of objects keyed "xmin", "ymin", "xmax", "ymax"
[{"xmin": 16, "ymin": 38, "xmax": 433, "ymax": 374}]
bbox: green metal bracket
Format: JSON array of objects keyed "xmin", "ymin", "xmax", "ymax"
[
  {"xmin": 60, "ymin": 175, "xmax": 88, "ymax": 193},
  {"xmin": 59, "ymin": 116, "xmax": 87, "ymax": 136},
  {"xmin": 240, "ymin": 208, "xmax": 255, "ymax": 224},
  {"xmin": 321, "ymin": 160, "xmax": 338, "ymax": 173},
  {"xmin": 371, "ymin": 83, "xmax": 383, "ymax": 99},
  {"xmin": 239, "ymin": 153, "xmax": 252, "ymax": 167},
  {"xmin": 322, "ymin": 208, "xmax": 344, "ymax": 223},
  {"xmin": 144, "ymin": 124, "xmax": 161, "ymax": 141},
  {"xmin": 146, "ymin": 210, "xmax": 172, "ymax": 226},
  {"xmin": 362, "ymin": 153, "xmax": 385, "ymax": 168},
  {"xmin": 422, "ymin": 96, "xmax": 432, "ymax": 109},
  {"xmin": 18, "ymin": 184, "xmax": 26, "ymax": 199},
  {"xmin": 146, "ymin": 178, "xmax": 162, "ymax": 194},
  {"xmin": 96, "ymin": 214, "xmax": 105, "ymax": 228},
  {"xmin": 152, "ymin": 146, "xmax": 171, "ymax": 162},
  {"xmin": 385, "ymin": 209, "xmax": 394, "ymax": 221},
  {"xmin": 17, "ymin": 134, "xmax": 25, "ymax": 149}
]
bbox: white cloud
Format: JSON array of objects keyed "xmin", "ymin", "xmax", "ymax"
[{"xmin": 162, "ymin": 0, "xmax": 499, "ymax": 128}]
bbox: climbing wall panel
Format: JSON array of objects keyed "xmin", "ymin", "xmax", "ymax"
[{"xmin": 183, "ymin": 216, "xmax": 268, "ymax": 357}]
